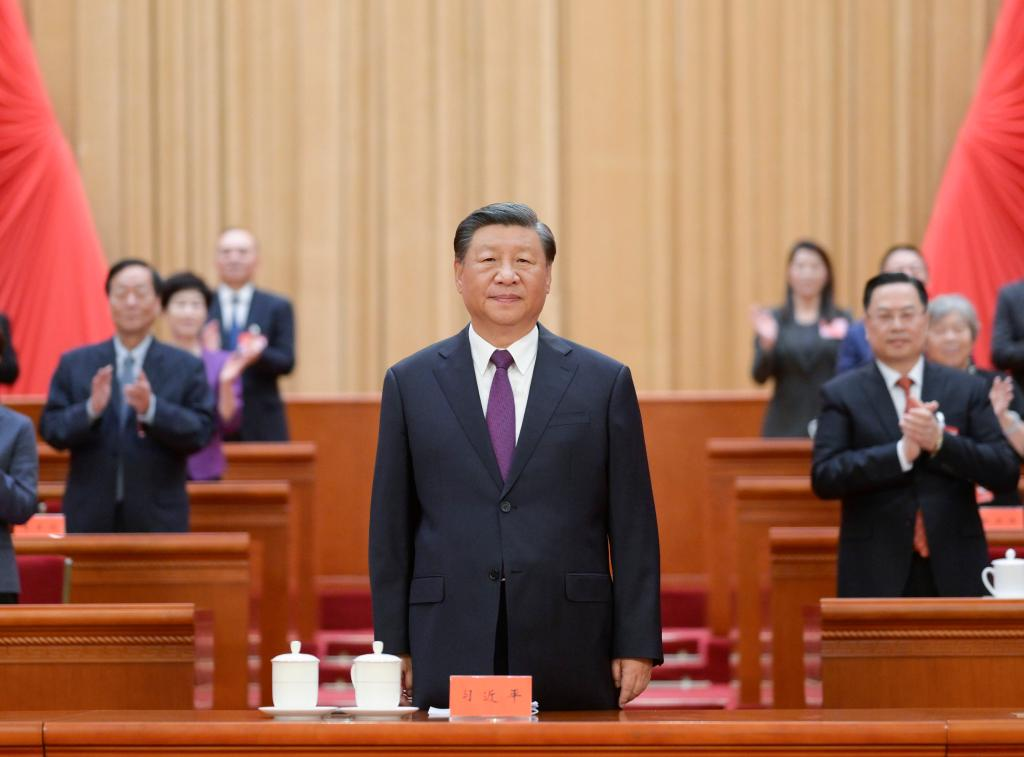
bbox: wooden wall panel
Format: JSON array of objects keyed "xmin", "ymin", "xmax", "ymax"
[{"xmin": 21, "ymin": 0, "xmax": 999, "ymax": 392}]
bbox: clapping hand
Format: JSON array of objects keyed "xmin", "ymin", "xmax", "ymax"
[
  {"xmin": 991, "ymin": 376, "xmax": 1014, "ymax": 418},
  {"xmin": 88, "ymin": 365, "xmax": 114, "ymax": 417},
  {"xmin": 749, "ymin": 305, "xmax": 779, "ymax": 350},
  {"xmin": 124, "ymin": 370, "xmax": 153, "ymax": 417},
  {"xmin": 899, "ymin": 394, "xmax": 941, "ymax": 454}
]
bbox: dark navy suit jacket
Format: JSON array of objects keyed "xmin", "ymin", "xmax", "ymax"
[
  {"xmin": 368, "ymin": 325, "xmax": 663, "ymax": 710},
  {"xmin": 209, "ymin": 288, "xmax": 295, "ymax": 441},
  {"xmin": 812, "ymin": 360, "xmax": 1019, "ymax": 597},
  {"xmin": 0, "ymin": 407, "xmax": 38, "ymax": 593},
  {"xmin": 40, "ymin": 338, "xmax": 215, "ymax": 532},
  {"xmin": 835, "ymin": 319, "xmax": 873, "ymax": 374}
]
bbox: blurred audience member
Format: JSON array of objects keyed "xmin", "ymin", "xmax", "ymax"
[
  {"xmin": 0, "ymin": 313, "xmax": 19, "ymax": 385},
  {"xmin": 40, "ymin": 260, "xmax": 215, "ymax": 532},
  {"xmin": 0, "ymin": 326, "xmax": 37, "ymax": 603},
  {"xmin": 751, "ymin": 240, "xmax": 851, "ymax": 437},
  {"xmin": 836, "ymin": 245, "xmax": 929, "ymax": 374},
  {"xmin": 927, "ymin": 294, "xmax": 1023, "ymax": 506},
  {"xmin": 162, "ymin": 272, "xmax": 265, "ymax": 481},
  {"xmin": 208, "ymin": 228, "xmax": 294, "ymax": 441},
  {"xmin": 992, "ymin": 277, "xmax": 1024, "ymax": 392}
]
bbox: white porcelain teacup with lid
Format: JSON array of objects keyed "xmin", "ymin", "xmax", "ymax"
[
  {"xmin": 350, "ymin": 641, "xmax": 402, "ymax": 709},
  {"xmin": 982, "ymin": 548, "xmax": 1024, "ymax": 598},
  {"xmin": 271, "ymin": 640, "xmax": 320, "ymax": 709}
]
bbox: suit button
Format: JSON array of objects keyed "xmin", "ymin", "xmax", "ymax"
[
  {"xmin": 488, "ymin": 569, "xmax": 500, "ymax": 581},
  {"xmin": 500, "ymin": 501, "xmax": 512, "ymax": 513}
]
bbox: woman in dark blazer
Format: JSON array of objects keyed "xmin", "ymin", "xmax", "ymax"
[
  {"xmin": 751, "ymin": 240, "xmax": 851, "ymax": 437},
  {"xmin": 927, "ymin": 293, "xmax": 1023, "ymax": 507}
]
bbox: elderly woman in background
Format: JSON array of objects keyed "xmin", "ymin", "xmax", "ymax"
[
  {"xmin": 162, "ymin": 272, "xmax": 266, "ymax": 480},
  {"xmin": 750, "ymin": 239, "xmax": 851, "ymax": 437},
  {"xmin": 926, "ymin": 293, "xmax": 1023, "ymax": 505}
]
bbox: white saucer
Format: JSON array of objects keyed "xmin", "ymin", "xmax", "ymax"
[
  {"xmin": 258, "ymin": 705, "xmax": 339, "ymax": 720},
  {"xmin": 336, "ymin": 705, "xmax": 419, "ymax": 719}
]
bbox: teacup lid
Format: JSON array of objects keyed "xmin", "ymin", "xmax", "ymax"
[
  {"xmin": 272, "ymin": 640, "xmax": 319, "ymax": 663},
  {"xmin": 994, "ymin": 548, "xmax": 1022, "ymax": 564},
  {"xmin": 353, "ymin": 640, "xmax": 401, "ymax": 664}
]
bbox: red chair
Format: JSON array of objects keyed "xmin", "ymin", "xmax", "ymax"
[{"xmin": 16, "ymin": 555, "xmax": 71, "ymax": 603}]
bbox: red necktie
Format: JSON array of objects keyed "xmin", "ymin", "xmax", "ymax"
[{"xmin": 896, "ymin": 375, "xmax": 930, "ymax": 558}]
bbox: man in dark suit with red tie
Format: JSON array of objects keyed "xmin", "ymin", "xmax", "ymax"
[
  {"xmin": 812, "ymin": 272, "xmax": 1019, "ymax": 597},
  {"xmin": 368, "ymin": 203, "xmax": 662, "ymax": 710}
]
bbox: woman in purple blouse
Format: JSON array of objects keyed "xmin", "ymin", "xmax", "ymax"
[{"xmin": 161, "ymin": 273, "xmax": 265, "ymax": 480}]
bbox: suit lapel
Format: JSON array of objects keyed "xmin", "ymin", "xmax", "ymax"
[
  {"xmin": 247, "ymin": 289, "xmax": 266, "ymax": 330},
  {"xmin": 859, "ymin": 362, "xmax": 902, "ymax": 440},
  {"xmin": 499, "ymin": 325, "xmax": 577, "ymax": 498},
  {"xmin": 433, "ymin": 328, "xmax": 504, "ymax": 491},
  {"xmin": 920, "ymin": 360, "xmax": 948, "ymax": 409}
]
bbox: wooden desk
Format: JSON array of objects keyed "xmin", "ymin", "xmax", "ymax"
[
  {"xmin": 770, "ymin": 527, "xmax": 1024, "ymax": 709},
  {"xmin": 38, "ymin": 442, "xmax": 316, "ymax": 644},
  {"xmin": 734, "ymin": 477, "xmax": 838, "ymax": 706},
  {"xmin": 13, "ymin": 533, "xmax": 250, "ymax": 709},
  {"xmin": 822, "ymin": 598, "xmax": 1024, "ymax": 708},
  {"xmin": 37, "ymin": 480, "xmax": 290, "ymax": 704},
  {"xmin": 0, "ymin": 716, "xmax": 43, "ymax": 757},
  {"xmin": 0, "ymin": 603, "xmax": 194, "ymax": 710},
  {"xmin": 704, "ymin": 438, "xmax": 812, "ymax": 637}
]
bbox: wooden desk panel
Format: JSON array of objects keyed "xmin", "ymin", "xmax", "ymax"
[
  {"xmin": 13, "ymin": 533, "xmax": 250, "ymax": 709},
  {"xmin": 704, "ymin": 439, "xmax": 812, "ymax": 637},
  {"xmin": 770, "ymin": 527, "xmax": 1024, "ymax": 709},
  {"xmin": 0, "ymin": 717, "xmax": 42, "ymax": 757},
  {"xmin": 734, "ymin": 477, "xmax": 838, "ymax": 707},
  {"xmin": 822, "ymin": 598, "xmax": 1024, "ymax": 709},
  {"xmin": 0, "ymin": 604, "xmax": 194, "ymax": 710},
  {"xmin": 35, "ymin": 709, "xmax": 961, "ymax": 756}
]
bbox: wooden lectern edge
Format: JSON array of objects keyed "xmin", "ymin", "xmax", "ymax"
[
  {"xmin": 13, "ymin": 532, "xmax": 251, "ymax": 555},
  {"xmin": 821, "ymin": 597, "xmax": 1024, "ymax": 623},
  {"xmin": 0, "ymin": 603, "xmax": 195, "ymax": 627}
]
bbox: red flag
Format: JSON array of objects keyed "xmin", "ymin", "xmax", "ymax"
[
  {"xmin": 0, "ymin": 0, "xmax": 112, "ymax": 394},
  {"xmin": 923, "ymin": 0, "xmax": 1024, "ymax": 368}
]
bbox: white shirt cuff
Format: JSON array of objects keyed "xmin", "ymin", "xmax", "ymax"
[
  {"xmin": 896, "ymin": 438, "xmax": 914, "ymax": 472},
  {"xmin": 139, "ymin": 396, "xmax": 157, "ymax": 425}
]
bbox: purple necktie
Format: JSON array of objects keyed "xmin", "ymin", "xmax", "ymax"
[{"xmin": 487, "ymin": 349, "xmax": 516, "ymax": 481}]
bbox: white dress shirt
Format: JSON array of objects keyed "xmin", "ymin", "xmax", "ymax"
[
  {"xmin": 217, "ymin": 283, "xmax": 255, "ymax": 332},
  {"xmin": 467, "ymin": 324, "xmax": 539, "ymax": 443},
  {"xmin": 89, "ymin": 335, "xmax": 156, "ymax": 423},
  {"xmin": 875, "ymin": 356, "xmax": 942, "ymax": 471}
]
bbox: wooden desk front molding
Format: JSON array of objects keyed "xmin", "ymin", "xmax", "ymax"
[
  {"xmin": 13, "ymin": 532, "xmax": 250, "ymax": 709},
  {"xmin": 822, "ymin": 597, "xmax": 1024, "ymax": 709},
  {"xmin": 37, "ymin": 479, "xmax": 290, "ymax": 706},
  {"xmin": 704, "ymin": 438, "xmax": 812, "ymax": 637},
  {"xmin": 770, "ymin": 527, "xmax": 1024, "ymax": 709},
  {"xmin": 38, "ymin": 441, "xmax": 317, "ymax": 645},
  {"xmin": 0, "ymin": 603, "xmax": 194, "ymax": 710},
  {"xmin": 23, "ymin": 708, "xmax": 1024, "ymax": 756}
]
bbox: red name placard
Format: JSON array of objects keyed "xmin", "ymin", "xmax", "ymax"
[{"xmin": 449, "ymin": 675, "xmax": 532, "ymax": 718}]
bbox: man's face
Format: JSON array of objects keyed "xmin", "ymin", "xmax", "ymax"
[
  {"xmin": 216, "ymin": 229, "xmax": 259, "ymax": 288},
  {"xmin": 865, "ymin": 283, "xmax": 928, "ymax": 366},
  {"xmin": 454, "ymin": 225, "xmax": 551, "ymax": 340},
  {"xmin": 108, "ymin": 265, "xmax": 160, "ymax": 340},
  {"xmin": 926, "ymin": 311, "xmax": 974, "ymax": 370},
  {"xmin": 882, "ymin": 249, "xmax": 928, "ymax": 284}
]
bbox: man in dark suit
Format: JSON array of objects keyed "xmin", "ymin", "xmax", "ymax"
[
  {"xmin": 369, "ymin": 203, "xmax": 662, "ymax": 711},
  {"xmin": 0, "ymin": 314, "xmax": 19, "ymax": 385},
  {"xmin": 40, "ymin": 260, "xmax": 215, "ymax": 533},
  {"xmin": 207, "ymin": 228, "xmax": 295, "ymax": 441},
  {"xmin": 991, "ymin": 278, "xmax": 1024, "ymax": 389},
  {"xmin": 813, "ymin": 272, "xmax": 1019, "ymax": 597}
]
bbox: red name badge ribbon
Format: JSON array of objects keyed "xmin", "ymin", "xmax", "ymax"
[{"xmin": 449, "ymin": 675, "xmax": 532, "ymax": 718}]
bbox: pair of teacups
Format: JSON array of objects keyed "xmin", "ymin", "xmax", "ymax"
[{"xmin": 272, "ymin": 640, "xmax": 402, "ymax": 709}]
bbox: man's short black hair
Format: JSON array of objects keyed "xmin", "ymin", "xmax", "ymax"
[
  {"xmin": 453, "ymin": 202, "xmax": 556, "ymax": 263},
  {"xmin": 105, "ymin": 258, "xmax": 163, "ymax": 297},
  {"xmin": 161, "ymin": 271, "xmax": 213, "ymax": 310},
  {"xmin": 863, "ymin": 271, "xmax": 928, "ymax": 311}
]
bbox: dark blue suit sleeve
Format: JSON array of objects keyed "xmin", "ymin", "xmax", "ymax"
[
  {"xmin": 0, "ymin": 315, "xmax": 19, "ymax": 385},
  {"xmin": 992, "ymin": 287, "xmax": 1024, "ymax": 370},
  {"xmin": 251, "ymin": 298, "xmax": 295, "ymax": 377},
  {"xmin": 39, "ymin": 356, "xmax": 100, "ymax": 450},
  {"xmin": 144, "ymin": 356, "xmax": 216, "ymax": 453},
  {"xmin": 607, "ymin": 366, "xmax": 663, "ymax": 664},
  {"xmin": 0, "ymin": 420, "xmax": 37, "ymax": 525},
  {"xmin": 369, "ymin": 368, "xmax": 416, "ymax": 655},
  {"xmin": 811, "ymin": 383, "xmax": 907, "ymax": 499},
  {"xmin": 835, "ymin": 330, "xmax": 861, "ymax": 375}
]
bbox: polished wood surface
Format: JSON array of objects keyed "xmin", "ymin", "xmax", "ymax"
[
  {"xmin": 0, "ymin": 716, "xmax": 42, "ymax": 757},
  {"xmin": 20, "ymin": 0, "xmax": 1001, "ymax": 394},
  {"xmin": 13, "ymin": 533, "xmax": 250, "ymax": 709},
  {"xmin": 23, "ymin": 708, "xmax": 1024, "ymax": 755},
  {"xmin": 35, "ymin": 480, "xmax": 289, "ymax": 704},
  {"xmin": 822, "ymin": 598, "xmax": 1024, "ymax": 709},
  {"xmin": 0, "ymin": 603, "xmax": 194, "ymax": 710},
  {"xmin": 734, "ymin": 477, "xmax": 837, "ymax": 707},
  {"xmin": 704, "ymin": 438, "xmax": 812, "ymax": 636},
  {"xmin": 770, "ymin": 527, "xmax": 1024, "ymax": 709}
]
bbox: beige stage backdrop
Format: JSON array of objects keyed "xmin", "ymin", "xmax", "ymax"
[{"xmin": 22, "ymin": 0, "xmax": 1001, "ymax": 393}]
